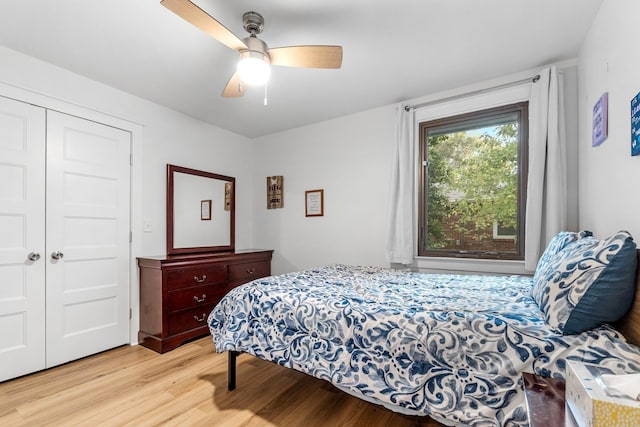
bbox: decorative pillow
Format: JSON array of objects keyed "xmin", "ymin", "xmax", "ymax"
[
  {"xmin": 532, "ymin": 230, "xmax": 593, "ymax": 296},
  {"xmin": 533, "ymin": 230, "xmax": 637, "ymax": 335}
]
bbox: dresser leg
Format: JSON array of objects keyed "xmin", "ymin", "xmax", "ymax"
[{"xmin": 228, "ymin": 351, "xmax": 239, "ymax": 391}]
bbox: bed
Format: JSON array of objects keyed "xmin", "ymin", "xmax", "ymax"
[{"xmin": 209, "ymin": 232, "xmax": 640, "ymax": 427}]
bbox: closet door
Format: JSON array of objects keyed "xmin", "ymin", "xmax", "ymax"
[
  {"xmin": 0, "ymin": 97, "xmax": 46, "ymax": 382},
  {"xmin": 45, "ymin": 111, "xmax": 131, "ymax": 367}
]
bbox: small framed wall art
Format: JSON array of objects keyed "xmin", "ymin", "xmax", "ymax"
[
  {"xmin": 224, "ymin": 182, "xmax": 232, "ymax": 211},
  {"xmin": 632, "ymin": 91, "xmax": 640, "ymax": 156},
  {"xmin": 267, "ymin": 176, "xmax": 284, "ymax": 209},
  {"xmin": 305, "ymin": 189, "xmax": 324, "ymax": 217},
  {"xmin": 201, "ymin": 199, "xmax": 212, "ymax": 220},
  {"xmin": 592, "ymin": 92, "xmax": 608, "ymax": 147}
]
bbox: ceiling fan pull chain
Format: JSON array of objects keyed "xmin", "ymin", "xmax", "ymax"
[{"xmin": 264, "ymin": 83, "xmax": 268, "ymax": 107}]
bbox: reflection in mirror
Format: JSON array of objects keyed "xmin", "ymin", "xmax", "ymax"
[
  {"xmin": 167, "ymin": 165, "xmax": 235, "ymax": 255},
  {"xmin": 174, "ymin": 173, "xmax": 229, "ymax": 248}
]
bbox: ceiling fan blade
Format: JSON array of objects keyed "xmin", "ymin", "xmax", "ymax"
[
  {"xmin": 222, "ymin": 72, "xmax": 246, "ymax": 97},
  {"xmin": 161, "ymin": 0, "xmax": 247, "ymax": 51},
  {"xmin": 269, "ymin": 45, "xmax": 343, "ymax": 69}
]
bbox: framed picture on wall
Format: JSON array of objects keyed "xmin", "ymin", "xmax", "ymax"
[
  {"xmin": 632, "ymin": 92, "xmax": 640, "ymax": 156},
  {"xmin": 201, "ymin": 199, "xmax": 212, "ymax": 220},
  {"xmin": 592, "ymin": 92, "xmax": 608, "ymax": 147},
  {"xmin": 224, "ymin": 182, "xmax": 232, "ymax": 211},
  {"xmin": 305, "ymin": 189, "xmax": 324, "ymax": 217},
  {"xmin": 267, "ymin": 175, "xmax": 284, "ymax": 209}
]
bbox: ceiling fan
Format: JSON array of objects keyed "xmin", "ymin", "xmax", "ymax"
[{"xmin": 161, "ymin": 0, "xmax": 343, "ymax": 98}]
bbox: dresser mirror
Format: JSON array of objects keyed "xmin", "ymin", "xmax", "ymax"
[{"xmin": 166, "ymin": 164, "xmax": 235, "ymax": 255}]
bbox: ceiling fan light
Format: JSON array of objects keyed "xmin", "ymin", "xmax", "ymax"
[{"xmin": 237, "ymin": 56, "xmax": 271, "ymax": 86}]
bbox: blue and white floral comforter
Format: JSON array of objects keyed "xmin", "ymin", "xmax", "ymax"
[{"xmin": 209, "ymin": 265, "xmax": 640, "ymax": 426}]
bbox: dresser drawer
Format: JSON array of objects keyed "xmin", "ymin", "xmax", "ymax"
[
  {"xmin": 138, "ymin": 250, "xmax": 272, "ymax": 353},
  {"xmin": 168, "ymin": 304, "xmax": 215, "ymax": 335},
  {"xmin": 229, "ymin": 261, "xmax": 270, "ymax": 283},
  {"xmin": 167, "ymin": 284, "xmax": 231, "ymax": 312},
  {"xmin": 166, "ymin": 265, "xmax": 227, "ymax": 291}
]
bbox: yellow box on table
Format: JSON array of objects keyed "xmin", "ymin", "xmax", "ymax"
[{"xmin": 565, "ymin": 361, "xmax": 640, "ymax": 427}]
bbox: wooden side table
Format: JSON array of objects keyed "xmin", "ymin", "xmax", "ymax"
[{"xmin": 522, "ymin": 372, "xmax": 578, "ymax": 427}]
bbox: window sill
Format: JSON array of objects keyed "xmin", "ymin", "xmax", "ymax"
[{"xmin": 411, "ymin": 255, "xmax": 531, "ymax": 276}]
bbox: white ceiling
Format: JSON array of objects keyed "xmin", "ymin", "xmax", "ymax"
[{"xmin": 0, "ymin": 0, "xmax": 602, "ymax": 138}]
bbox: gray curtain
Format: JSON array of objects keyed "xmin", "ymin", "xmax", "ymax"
[
  {"xmin": 524, "ymin": 66, "xmax": 568, "ymax": 271},
  {"xmin": 385, "ymin": 104, "xmax": 415, "ymax": 265}
]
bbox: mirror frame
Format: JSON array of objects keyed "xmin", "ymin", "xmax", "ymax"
[{"xmin": 166, "ymin": 164, "xmax": 235, "ymax": 255}]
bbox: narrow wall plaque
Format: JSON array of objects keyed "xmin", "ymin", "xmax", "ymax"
[{"xmin": 267, "ymin": 176, "xmax": 284, "ymax": 209}]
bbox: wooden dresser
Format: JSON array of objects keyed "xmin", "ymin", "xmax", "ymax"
[{"xmin": 137, "ymin": 249, "xmax": 273, "ymax": 353}]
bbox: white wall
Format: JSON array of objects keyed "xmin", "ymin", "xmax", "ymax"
[
  {"xmin": 252, "ymin": 106, "xmax": 395, "ymax": 274},
  {"xmin": 139, "ymin": 116, "xmax": 253, "ymax": 254},
  {"xmin": 254, "ymin": 66, "xmax": 580, "ymax": 275},
  {"xmin": 577, "ymin": 0, "xmax": 640, "ymax": 239}
]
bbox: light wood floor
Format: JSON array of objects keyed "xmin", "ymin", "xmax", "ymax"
[{"xmin": 0, "ymin": 337, "xmax": 445, "ymax": 426}]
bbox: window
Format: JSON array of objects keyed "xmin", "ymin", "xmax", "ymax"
[
  {"xmin": 418, "ymin": 102, "xmax": 528, "ymax": 259},
  {"xmin": 493, "ymin": 221, "xmax": 516, "ymax": 240}
]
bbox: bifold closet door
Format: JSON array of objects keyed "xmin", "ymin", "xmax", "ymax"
[
  {"xmin": 45, "ymin": 111, "xmax": 131, "ymax": 367},
  {"xmin": 0, "ymin": 97, "xmax": 46, "ymax": 382}
]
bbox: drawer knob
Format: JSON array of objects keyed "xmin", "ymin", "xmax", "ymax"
[
  {"xmin": 193, "ymin": 274, "xmax": 207, "ymax": 283},
  {"xmin": 193, "ymin": 294, "xmax": 207, "ymax": 303},
  {"xmin": 246, "ymin": 267, "xmax": 256, "ymax": 275},
  {"xmin": 194, "ymin": 313, "xmax": 207, "ymax": 322}
]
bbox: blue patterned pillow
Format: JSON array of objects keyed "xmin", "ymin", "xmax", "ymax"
[
  {"xmin": 532, "ymin": 230, "xmax": 593, "ymax": 297},
  {"xmin": 533, "ymin": 231, "xmax": 637, "ymax": 335}
]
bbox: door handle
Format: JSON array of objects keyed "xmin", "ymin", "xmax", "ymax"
[
  {"xmin": 28, "ymin": 252, "xmax": 41, "ymax": 261},
  {"xmin": 51, "ymin": 251, "xmax": 64, "ymax": 260}
]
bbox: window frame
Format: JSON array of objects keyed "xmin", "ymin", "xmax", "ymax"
[{"xmin": 418, "ymin": 102, "xmax": 529, "ymax": 260}]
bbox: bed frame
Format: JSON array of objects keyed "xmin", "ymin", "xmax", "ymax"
[{"xmin": 226, "ymin": 250, "xmax": 640, "ymax": 391}]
